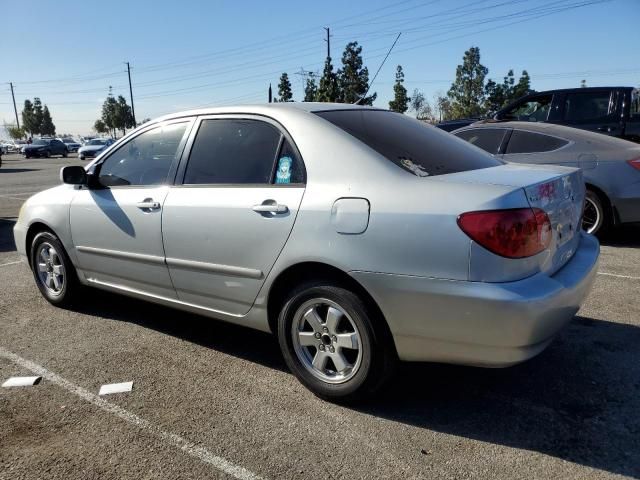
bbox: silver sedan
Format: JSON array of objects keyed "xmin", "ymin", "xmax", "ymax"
[
  {"xmin": 14, "ymin": 104, "xmax": 599, "ymax": 401},
  {"xmin": 453, "ymin": 121, "xmax": 640, "ymax": 234}
]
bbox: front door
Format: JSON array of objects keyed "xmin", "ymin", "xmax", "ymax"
[
  {"xmin": 69, "ymin": 121, "xmax": 192, "ymax": 298},
  {"xmin": 162, "ymin": 116, "xmax": 306, "ymax": 316}
]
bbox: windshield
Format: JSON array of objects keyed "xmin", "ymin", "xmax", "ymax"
[
  {"xmin": 62, "ymin": 138, "xmax": 75, "ymax": 143},
  {"xmin": 88, "ymin": 139, "xmax": 107, "ymax": 145},
  {"xmin": 33, "ymin": 139, "xmax": 49, "ymax": 145},
  {"xmin": 314, "ymin": 109, "xmax": 501, "ymax": 177}
]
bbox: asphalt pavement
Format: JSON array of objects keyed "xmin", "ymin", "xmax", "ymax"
[{"xmin": 1, "ymin": 153, "xmax": 638, "ymax": 479}]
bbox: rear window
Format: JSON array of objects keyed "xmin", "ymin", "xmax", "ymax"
[{"xmin": 314, "ymin": 110, "xmax": 501, "ymax": 177}]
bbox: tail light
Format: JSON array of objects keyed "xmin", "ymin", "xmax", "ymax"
[
  {"xmin": 627, "ymin": 158, "xmax": 640, "ymax": 170},
  {"xmin": 457, "ymin": 208, "xmax": 552, "ymax": 259}
]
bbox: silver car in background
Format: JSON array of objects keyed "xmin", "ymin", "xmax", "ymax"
[
  {"xmin": 453, "ymin": 121, "xmax": 640, "ymax": 234},
  {"xmin": 78, "ymin": 138, "xmax": 114, "ymax": 160},
  {"xmin": 14, "ymin": 104, "xmax": 599, "ymax": 401}
]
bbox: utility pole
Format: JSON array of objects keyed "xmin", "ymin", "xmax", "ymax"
[
  {"xmin": 268, "ymin": 84, "xmax": 272, "ymax": 103},
  {"xmin": 125, "ymin": 62, "xmax": 136, "ymax": 125},
  {"xmin": 323, "ymin": 27, "xmax": 331, "ymax": 58},
  {"xmin": 9, "ymin": 82, "xmax": 20, "ymax": 129}
]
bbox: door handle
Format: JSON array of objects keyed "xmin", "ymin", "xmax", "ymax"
[
  {"xmin": 136, "ymin": 199, "xmax": 161, "ymax": 210},
  {"xmin": 252, "ymin": 203, "xmax": 288, "ymax": 214}
]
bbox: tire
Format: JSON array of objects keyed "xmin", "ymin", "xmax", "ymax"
[
  {"xmin": 277, "ymin": 281, "xmax": 395, "ymax": 403},
  {"xmin": 62, "ymin": 150, "xmax": 68, "ymax": 158},
  {"xmin": 30, "ymin": 231, "xmax": 80, "ymax": 307},
  {"xmin": 45, "ymin": 150, "xmax": 51, "ymax": 158},
  {"xmin": 582, "ymin": 189, "xmax": 609, "ymax": 235},
  {"xmin": 79, "ymin": 155, "xmax": 85, "ymax": 160}
]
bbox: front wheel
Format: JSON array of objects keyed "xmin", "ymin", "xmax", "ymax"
[
  {"xmin": 45, "ymin": 150, "xmax": 51, "ymax": 158},
  {"xmin": 62, "ymin": 150, "xmax": 68, "ymax": 158},
  {"xmin": 30, "ymin": 231, "xmax": 80, "ymax": 307},
  {"xmin": 277, "ymin": 282, "xmax": 394, "ymax": 402}
]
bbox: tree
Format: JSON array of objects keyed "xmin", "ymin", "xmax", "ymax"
[
  {"xmin": 434, "ymin": 93, "xmax": 452, "ymax": 121},
  {"xmin": 338, "ymin": 41, "xmax": 376, "ymax": 105},
  {"xmin": 388, "ymin": 65, "xmax": 409, "ymax": 113},
  {"xmin": 410, "ymin": 89, "xmax": 433, "ymax": 121},
  {"xmin": 485, "ymin": 69, "xmax": 532, "ymax": 114},
  {"xmin": 277, "ymin": 72, "xmax": 293, "ymax": 102},
  {"xmin": 4, "ymin": 123, "xmax": 25, "ymax": 140},
  {"xmin": 33, "ymin": 98, "xmax": 44, "ymax": 135},
  {"xmin": 316, "ymin": 56, "xmax": 340, "ymax": 102},
  {"xmin": 94, "ymin": 119, "xmax": 108, "ymax": 134},
  {"xmin": 21, "ymin": 100, "xmax": 37, "ymax": 136},
  {"xmin": 304, "ymin": 74, "xmax": 318, "ymax": 102},
  {"xmin": 447, "ymin": 47, "xmax": 488, "ymax": 118},
  {"xmin": 40, "ymin": 106, "xmax": 56, "ymax": 136},
  {"xmin": 101, "ymin": 89, "xmax": 119, "ymax": 137},
  {"xmin": 114, "ymin": 95, "xmax": 135, "ymax": 135}
]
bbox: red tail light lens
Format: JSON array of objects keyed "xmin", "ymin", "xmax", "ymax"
[
  {"xmin": 457, "ymin": 208, "xmax": 552, "ymax": 259},
  {"xmin": 627, "ymin": 158, "xmax": 640, "ymax": 170}
]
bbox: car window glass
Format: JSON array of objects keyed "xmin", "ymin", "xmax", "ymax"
[
  {"xmin": 184, "ymin": 119, "xmax": 281, "ymax": 185},
  {"xmin": 505, "ymin": 130, "xmax": 568, "ymax": 154},
  {"xmin": 98, "ymin": 122, "xmax": 188, "ymax": 187},
  {"xmin": 564, "ymin": 92, "xmax": 612, "ymax": 122},
  {"xmin": 273, "ymin": 138, "xmax": 305, "ymax": 184},
  {"xmin": 506, "ymin": 95, "xmax": 552, "ymax": 121},
  {"xmin": 315, "ymin": 110, "xmax": 501, "ymax": 177},
  {"xmin": 453, "ymin": 129, "xmax": 507, "ymax": 154},
  {"xmin": 630, "ymin": 90, "xmax": 640, "ymax": 122}
]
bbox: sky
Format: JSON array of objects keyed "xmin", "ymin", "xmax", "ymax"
[{"xmin": 1, "ymin": 0, "xmax": 639, "ymax": 136}]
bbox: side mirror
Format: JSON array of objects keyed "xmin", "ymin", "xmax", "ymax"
[{"xmin": 60, "ymin": 165, "xmax": 88, "ymax": 185}]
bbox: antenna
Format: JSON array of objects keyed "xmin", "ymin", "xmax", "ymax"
[{"xmin": 355, "ymin": 32, "xmax": 401, "ymax": 105}]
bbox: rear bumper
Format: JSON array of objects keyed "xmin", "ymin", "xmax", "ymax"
[{"xmin": 351, "ymin": 232, "xmax": 599, "ymax": 366}]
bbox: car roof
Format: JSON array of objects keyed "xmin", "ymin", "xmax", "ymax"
[
  {"xmin": 456, "ymin": 121, "xmax": 640, "ymax": 149},
  {"xmin": 521, "ymin": 86, "xmax": 634, "ymax": 96},
  {"xmin": 153, "ymin": 102, "xmax": 384, "ymax": 123}
]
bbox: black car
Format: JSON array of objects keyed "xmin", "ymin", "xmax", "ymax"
[
  {"xmin": 23, "ymin": 138, "xmax": 68, "ymax": 158},
  {"xmin": 438, "ymin": 87, "xmax": 640, "ymax": 143}
]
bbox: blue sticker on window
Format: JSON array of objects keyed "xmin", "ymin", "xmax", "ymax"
[{"xmin": 276, "ymin": 156, "xmax": 293, "ymax": 184}]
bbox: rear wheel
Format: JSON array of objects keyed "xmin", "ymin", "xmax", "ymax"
[
  {"xmin": 30, "ymin": 231, "xmax": 80, "ymax": 307},
  {"xmin": 582, "ymin": 190, "xmax": 608, "ymax": 235},
  {"xmin": 277, "ymin": 281, "xmax": 394, "ymax": 402}
]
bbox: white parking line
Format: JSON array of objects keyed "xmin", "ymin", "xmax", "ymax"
[
  {"xmin": 0, "ymin": 260, "xmax": 22, "ymax": 268},
  {"xmin": 0, "ymin": 347, "xmax": 263, "ymax": 480},
  {"xmin": 598, "ymin": 272, "xmax": 640, "ymax": 280}
]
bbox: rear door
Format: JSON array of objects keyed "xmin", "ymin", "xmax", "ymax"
[
  {"xmin": 561, "ymin": 89, "xmax": 621, "ymax": 136},
  {"xmin": 162, "ymin": 115, "xmax": 306, "ymax": 316}
]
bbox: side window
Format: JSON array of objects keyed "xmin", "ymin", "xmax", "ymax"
[
  {"xmin": 273, "ymin": 139, "xmax": 305, "ymax": 184},
  {"xmin": 184, "ymin": 119, "xmax": 281, "ymax": 185},
  {"xmin": 454, "ymin": 129, "xmax": 507, "ymax": 155},
  {"xmin": 505, "ymin": 95, "xmax": 552, "ymax": 121},
  {"xmin": 564, "ymin": 91, "xmax": 613, "ymax": 122},
  {"xmin": 505, "ymin": 130, "xmax": 568, "ymax": 154},
  {"xmin": 98, "ymin": 122, "xmax": 188, "ymax": 187}
]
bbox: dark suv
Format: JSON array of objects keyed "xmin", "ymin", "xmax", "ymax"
[
  {"xmin": 494, "ymin": 87, "xmax": 640, "ymax": 142},
  {"xmin": 23, "ymin": 138, "xmax": 68, "ymax": 158}
]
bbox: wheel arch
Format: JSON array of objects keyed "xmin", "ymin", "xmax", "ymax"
[
  {"xmin": 266, "ymin": 261, "xmax": 397, "ymax": 357},
  {"xmin": 25, "ymin": 221, "xmax": 56, "ymax": 268}
]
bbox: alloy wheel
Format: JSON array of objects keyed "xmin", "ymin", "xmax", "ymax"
[
  {"xmin": 582, "ymin": 195, "xmax": 601, "ymax": 234},
  {"xmin": 291, "ymin": 298, "xmax": 362, "ymax": 384},
  {"xmin": 36, "ymin": 242, "xmax": 65, "ymax": 296}
]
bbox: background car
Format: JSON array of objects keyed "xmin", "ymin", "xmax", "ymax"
[
  {"xmin": 453, "ymin": 121, "xmax": 640, "ymax": 234},
  {"xmin": 77, "ymin": 138, "xmax": 114, "ymax": 160},
  {"xmin": 22, "ymin": 138, "xmax": 68, "ymax": 158},
  {"xmin": 14, "ymin": 104, "xmax": 598, "ymax": 401},
  {"xmin": 61, "ymin": 137, "xmax": 81, "ymax": 152}
]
